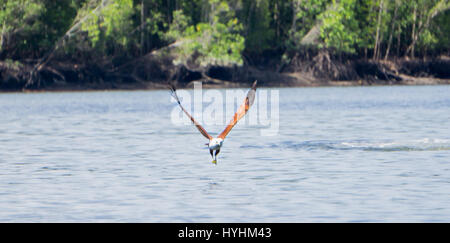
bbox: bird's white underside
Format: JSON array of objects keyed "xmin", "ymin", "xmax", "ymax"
[{"xmin": 209, "ymin": 138, "xmax": 223, "ymax": 150}]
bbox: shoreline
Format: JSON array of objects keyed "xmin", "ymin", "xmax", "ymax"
[
  {"xmin": 1, "ymin": 56, "xmax": 449, "ymax": 92},
  {"xmin": 1, "ymin": 76, "xmax": 448, "ymax": 94}
]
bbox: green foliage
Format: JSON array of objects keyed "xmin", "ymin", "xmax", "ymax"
[
  {"xmin": 430, "ymin": 9, "xmax": 450, "ymax": 53},
  {"xmin": 0, "ymin": 0, "xmax": 449, "ymax": 64},
  {"xmin": 352, "ymin": 0, "xmax": 378, "ymax": 51},
  {"xmin": 0, "ymin": 0, "xmax": 44, "ymax": 55},
  {"xmin": 102, "ymin": 0, "xmax": 134, "ymax": 46},
  {"xmin": 82, "ymin": 11, "xmax": 100, "ymax": 46},
  {"xmin": 171, "ymin": 1, "xmax": 245, "ymax": 67},
  {"xmin": 287, "ymin": 0, "xmax": 330, "ymax": 49},
  {"xmin": 419, "ymin": 28, "xmax": 438, "ymax": 50},
  {"xmin": 144, "ymin": 7, "xmax": 165, "ymax": 38},
  {"xmin": 3, "ymin": 58, "xmax": 23, "ymax": 70},
  {"xmin": 81, "ymin": 0, "xmax": 134, "ymax": 54},
  {"xmin": 242, "ymin": 0, "xmax": 275, "ymax": 54},
  {"xmin": 165, "ymin": 10, "xmax": 191, "ymax": 42},
  {"xmin": 319, "ymin": 0, "xmax": 362, "ymax": 54},
  {"xmin": 0, "ymin": 0, "xmax": 43, "ymax": 34}
]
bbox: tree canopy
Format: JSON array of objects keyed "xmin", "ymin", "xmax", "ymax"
[{"xmin": 1, "ymin": 0, "xmax": 449, "ymax": 66}]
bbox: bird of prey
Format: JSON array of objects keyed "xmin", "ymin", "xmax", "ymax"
[{"xmin": 170, "ymin": 80, "xmax": 257, "ymax": 164}]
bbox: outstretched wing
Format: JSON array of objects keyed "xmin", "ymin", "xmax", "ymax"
[
  {"xmin": 170, "ymin": 84, "xmax": 212, "ymax": 140},
  {"xmin": 218, "ymin": 80, "xmax": 257, "ymax": 140}
]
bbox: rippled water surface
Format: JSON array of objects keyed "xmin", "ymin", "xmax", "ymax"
[{"xmin": 0, "ymin": 85, "xmax": 449, "ymax": 222}]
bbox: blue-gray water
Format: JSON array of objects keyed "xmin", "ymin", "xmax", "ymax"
[{"xmin": 0, "ymin": 85, "xmax": 449, "ymax": 222}]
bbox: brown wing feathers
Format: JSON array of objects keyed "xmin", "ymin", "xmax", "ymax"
[
  {"xmin": 170, "ymin": 80, "xmax": 257, "ymax": 141},
  {"xmin": 170, "ymin": 84, "xmax": 212, "ymax": 140},
  {"xmin": 218, "ymin": 80, "xmax": 257, "ymax": 139}
]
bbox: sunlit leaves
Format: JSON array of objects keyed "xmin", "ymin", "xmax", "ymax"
[
  {"xmin": 170, "ymin": 1, "xmax": 245, "ymax": 67},
  {"xmin": 319, "ymin": 0, "xmax": 360, "ymax": 54},
  {"xmin": 81, "ymin": 0, "xmax": 134, "ymax": 52}
]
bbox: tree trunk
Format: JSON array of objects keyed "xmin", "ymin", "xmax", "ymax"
[
  {"xmin": 140, "ymin": 0, "xmax": 145, "ymax": 56},
  {"xmin": 246, "ymin": 1, "xmax": 255, "ymax": 37},
  {"xmin": 290, "ymin": 0, "xmax": 301, "ymax": 38},
  {"xmin": 274, "ymin": 1, "xmax": 280, "ymax": 41},
  {"xmin": 409, "ymin": 4, "xmax": 417, "ymax": 58},
  {"xmin": 373, "ymin": 0, "xmax": 384, "ymax": 61},
  {"xmin": 396, "ymin": 20, "xmax": 401, "ymax": 58},
  {"xmin": 405, "ymin": 0, "xmax": 450, "ymax": 58},
  {"xmin": 0, "ymin": 20, "xmax": 5, "ymax": 53},
  {"xmin": 384, "ymin": 0, "xmax": 398, "ymax": 60}
]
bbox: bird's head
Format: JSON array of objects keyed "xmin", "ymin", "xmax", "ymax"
[{"xmin": 208, "ymin": 138, "xmax": 223, "ymax": 150}]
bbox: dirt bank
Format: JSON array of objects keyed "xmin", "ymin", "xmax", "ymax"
[{"xmin": 1, "ymin": 54, "xmax": 449, "ymax": 92}]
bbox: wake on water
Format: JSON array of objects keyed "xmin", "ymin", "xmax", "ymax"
[{"xmin": 242, "ymin": 138, "xmax": 450, "ymax": 152}]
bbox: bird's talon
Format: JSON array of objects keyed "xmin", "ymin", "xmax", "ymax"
[{"xmin": 212, "ymin": 160, "xmax": 217, "ymax": 164}]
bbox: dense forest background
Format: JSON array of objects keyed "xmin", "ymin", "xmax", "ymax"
[{"xmin": 0, "ymin": 0, "xmax": 449, "ymax": 90}]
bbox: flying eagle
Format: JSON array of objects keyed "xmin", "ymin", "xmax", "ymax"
[{"xmin": 170, "ymin": 80, "xmax": 257, "ymax": 164}]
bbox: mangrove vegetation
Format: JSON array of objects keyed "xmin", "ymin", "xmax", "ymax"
[{"xmin": 0, "ymin": 0, "xmax": 449, "ymax": 90}]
